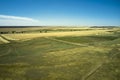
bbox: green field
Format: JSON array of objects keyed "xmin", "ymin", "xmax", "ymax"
[{"xmin": 0, "ymin": 27, "xmax": 120, "ymax": 80}]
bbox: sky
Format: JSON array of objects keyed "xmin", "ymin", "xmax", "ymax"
[{"xmin": 0, "ymin": 0, "xmax": 120, "ymax": 26}]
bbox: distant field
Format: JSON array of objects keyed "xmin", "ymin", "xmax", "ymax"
[
  {"xmin": 1, "ymin": 29, "xmax": 111, "ymax": 41},
  {"xmin": 0, "ymin": 27, "xmax": 120, "ymax": 80}
]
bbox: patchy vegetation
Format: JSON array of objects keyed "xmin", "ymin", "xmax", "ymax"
[{"xmin": 0, "ymin": 27, "xmax": 120, "ymax": 80}]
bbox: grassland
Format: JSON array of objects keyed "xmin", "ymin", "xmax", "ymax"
[{"xmin": 0, "ymin": 27, "xmax": 120, "ymax": 80}]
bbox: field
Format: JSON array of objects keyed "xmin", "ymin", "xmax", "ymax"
[{"xmin": 0, "ymin": 27, "xmax": 120, "ymax": 80}]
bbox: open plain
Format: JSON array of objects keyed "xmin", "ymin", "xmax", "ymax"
[{"xmin": 0, "ymin": 27, "xmax": 120, "ymax": 80}]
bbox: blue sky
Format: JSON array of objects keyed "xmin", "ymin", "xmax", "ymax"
[{"xmin": 0, "ymin": 0, "xmax": 120, "ymax": 26}]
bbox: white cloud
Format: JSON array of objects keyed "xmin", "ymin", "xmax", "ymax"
[
  {"xmin": 0, "ymin": 14, "xmax": 41, "ymax": 26},
  {"xmin": 0, "ymin": 15, "xmax": 39, "ymax": 22}
]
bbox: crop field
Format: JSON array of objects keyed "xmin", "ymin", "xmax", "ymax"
[{"xmin": 0, "ymin": 27, "xmax": 120, "ymax": 80}]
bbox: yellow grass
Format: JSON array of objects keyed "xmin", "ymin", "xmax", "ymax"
[
  {"xmin": 1, "ymin": 35, "xmax": 19, "ymax": 40},
  {"xmin": 0, "ymin": 27, "xmax": 43, "ymax": 32},
  {"xmin": 0, "ymin": 36, "xmax": 10, "ymax": 44},
  {"xmin": 3, "ymin": 30, "xmax": 110, "ymax": 41},
  {"xmin": 0, "ymin": 27, "xmax": 92, "ymax": 32}
]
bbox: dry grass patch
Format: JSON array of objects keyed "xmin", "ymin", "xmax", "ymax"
[
  {"xmin": 3, "ymin": 30, "xmax": 110, "ymax": 41},
  {"xmin": 0, "ymin": 36, "xmax": 10, "ymax": 44}
]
